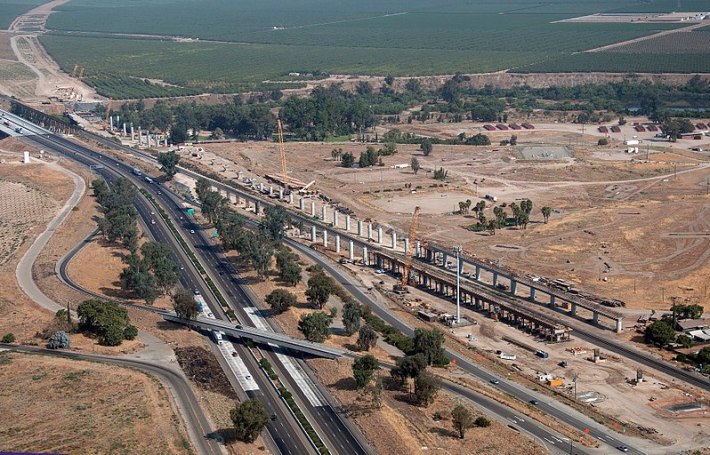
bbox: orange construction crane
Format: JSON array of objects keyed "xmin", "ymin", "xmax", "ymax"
[
  {"xmin": 395, "ymin": 206, "xmax": 421, "ymax": 293},
  {"xmin": 277, "ymin": 119, "xmax": 287, "ymax": 176}
]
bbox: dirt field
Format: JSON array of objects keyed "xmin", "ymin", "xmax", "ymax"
[
  {"xmin": 0, "ymin": 352, "xmax": 190, "ymax": 455},
  {"xmin": 309, "ymin": 357, "xmax": 541, "ymax": 455},
  {"xmin": 196, "ymin": 116, "xmax": 710, "ymax": 313}
]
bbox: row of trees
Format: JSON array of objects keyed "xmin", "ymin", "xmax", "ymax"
[
  {"xmin": 120, "ymin": 241, "xmax": 180, "ymax": 303},
  {"xmin": 467, "ymin": 199, "xmax": 553, "ymax": 234},
  {"xmin": 195, "ymin": 178, "xmax": 295, "ymax": 281},
  {"xmin": 92, "ymin": 177, "xmax": 139, "ymax": 252},
  {"xmin": 114, "ymin": 99, "xmax": 278, "ymax": 144}
]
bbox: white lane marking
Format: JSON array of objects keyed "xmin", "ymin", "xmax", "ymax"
[
  {"xmin": 543, "ymin": 437, "xmax": 555, "ymax": 445},
  {"xmin": 217, "ymin": 341, "xmax": 259, "ymax": 391},
  {"xmin": 243, "ymin": 306, "xmax": 325, "ymax": 407}
]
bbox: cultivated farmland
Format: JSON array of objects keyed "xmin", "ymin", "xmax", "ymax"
[
  {"xmin": 518, "ymin": 52, "xmax": 710, "ymax": 74},
  {"xmin": 0, "ymin": 0, "xmax": 45, "ymax": 29},
  {"xmin": 35, "ymin": 0, "xmax": 707, "ymax": 98}
]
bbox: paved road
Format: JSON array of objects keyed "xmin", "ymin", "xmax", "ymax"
[
  {"xmin": 7, "ymin": 108, "xmax": 654, "ymax": 454},
  {"xmin": 288, "ymin": 242, "xmax": 649, "ymax": 455},
  {"xmin": 15, "ymin": 159, "xmax": 85, "ymax": 314},
  {"xmin": 0, "ymin": 344, "xmax": 224, "ymax": 455},
  {"xmin": 40, "ymin": 137, "xmax": 312, "ymax": 455}
]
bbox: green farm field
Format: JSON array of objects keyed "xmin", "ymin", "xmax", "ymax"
[
  {"xmin": 35, "ymin": 0, "xmax": 709, "ymax": 98},
  {"xmin": 0, "ymin": 0, "xmax": 45, "ymax": 29}
]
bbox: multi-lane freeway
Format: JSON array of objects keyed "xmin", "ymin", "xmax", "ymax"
[
  {"xmin": 4, "ymin": 108, "xmax": 370, "ymax": 455},
  {"xmin": 4, "ymin": 107, "xmax": 654, "ymax": 454}
]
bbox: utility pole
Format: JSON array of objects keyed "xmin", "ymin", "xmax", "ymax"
[{"xmin": 453, "ymin": 244, "xmax": 462, "ymax": 324}]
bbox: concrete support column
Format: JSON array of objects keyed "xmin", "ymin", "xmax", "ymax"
[
  {"xmin": 138, "ymin": 126, "xmax": 142, "ymax": 145},
  {"xmin": 254, "ymin": 200, "xmax": 261, "ymax": 215},
  {"xmin": 492, "ymin": 271, "xmax": 498, "ymax": 286},
  {"xmin": 289, "ymin": 193, "xmax": 294, "ymax": 204},
  {"xmin": 269, "ymin": 186, "xmax": 274, "ymax": 196},
  {"xmin": 615, "ymin": 318, "xmax": 623, "ymax": 333},
  {"xmin": 323, "ymin": 230, "xmax": 328, "ymax": 247},
  {"xmin": 345, "ymin": 215, "xmax": 351, "ymax": 232},
  {"xmin": 349, "ymin": 240, "xmax": 354, "ymax": 261},
  {"xmin": 363, "ymin": 246, "xmax": 368, "ymax": 265},
  {"xmin": 321, "ymin": 205, "xmax": 327, "ymax": 221},
  {"xmin": 259, "ymin": 183, "xmax": 264, "ymax": 192},
  {"xmin": 475, "ymin": 265, "xmax": 481, "ymax": 281},
  {"xmin": 130, "ymin": 124, "xmax": 134, "ymax": 140},
  {"xmin": 377, "ymin": 226, "xmax": 383, "ymax": 244},
  {"xmin": 367, "ymin": 223, "xmax": 373, "ymax": 240},
  {"xmin": 529, "ymin": 287, "xmax": 536, "ymax": 302},
  {"xmin": 443, "ymin": 253, "xmax": 448, "ymax": 267},
  {"xmin": 549, "ymin": 294, "xmax": 556, "ymax": 308},
  {"xmin": 592, "ymin": 311, "xmax": 599, "ymax": 324},
  {"xmin": 333, "ymin": 211, "xmax": 339, "ymax": 227},
  {"xmin": 404, "ymin": 238, "xmax": 410, "ymax": 254},
  {"xmin": 311, "ymin": 201, "xmax": 316, "ymax": 217},
  {"xmin": 311, "ymin": 225, "xmax": 317, "ymax": 242},
  {"xmin": 357, "ymin": 220, "xmax": 363, "ymax": 236},
  {"xmin": 391, "ymin": 231, "xmax": 397, "ymax": 249},
  {"xmin": 570, "ymin": 302, "xmax": 577, "ymax": 316},
  {"xmin": 415, "ymin": 240, "xmax": 421, "ymax": 257},
  {"xmin": 335, "ymin": 234, "xmax": 340, "ymax": 253},
  {"xmin": 122, "ymin": 123, "xmax": 127, "ymax": 136},
  {"xmin": 510, "ymin": 280, "xmax": 517, "ymax": 295},
  {"xmin": 279, "ymin": 189, "xmax": 284, "ymax": 199},
  {"xmin": 299, "ymin": 198, "xmax": 305, "ymax": 211}
]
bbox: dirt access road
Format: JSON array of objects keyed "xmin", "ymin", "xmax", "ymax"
[{"xmin": 1, "ymin": 0, "xmax": 101, "ymax": 102}]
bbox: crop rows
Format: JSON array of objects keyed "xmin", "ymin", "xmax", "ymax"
[
  {"xmin": 0, "ymin": 0, "xmax": 45, "ymax": 29},
  {"xmin": 607, "ymin": 30, "xmax": 710, "ymax": 53},
  {"xmin": 516, "ymin": 52, "xmax": 710, "ymax": 74}
]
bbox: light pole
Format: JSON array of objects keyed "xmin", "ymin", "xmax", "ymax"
[{"xmin": 453, "ymin": 245, "xmax": 462, "ymax": 324}]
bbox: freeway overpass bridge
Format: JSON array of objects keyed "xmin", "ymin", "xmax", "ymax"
[{"xmin": 163, "ymin": 313, "xmax": 345, "ymax": 359}]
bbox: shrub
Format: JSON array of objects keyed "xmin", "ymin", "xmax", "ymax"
[
  {"xmin": 597, "ymin": 138, "xmax": 609, "ymax": 146},
  {"xmin": 474, "ymin": 416, "xmax": 491, "ymax": 427},
  {"xmin": 123, "ymin": 325, "xmax": 138, "ymax": 340},
  {"xmin": 2, "ymin": 333, "xmax": 16, "ymax": 343},
  {"xmin": 47, "ymin": 331, "xmax": 71, "ymax": 349}
]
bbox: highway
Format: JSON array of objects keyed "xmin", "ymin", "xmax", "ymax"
[
  {"xmin": 3, "ymin": 115, "xmax": 314, "ymax": 455},
  {"xmin": 8, "ymin": 101, "xmax": 710, "ymax": 398},
  {"xmin": 286, "ymin": 243, "xmax": 645, "ymax": 455},
  {"xmin": 5, "ymin": 109, "xmax": 368, "ymax": 455},
  {"xmin": 0, "ymin": 344, "xmax": 223, "ymax": 455},
  {"xmin": 5, "ymin": 107, "xmax": 649, "ymax": 454}
]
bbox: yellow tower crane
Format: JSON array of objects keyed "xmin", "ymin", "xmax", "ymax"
[
  {"xmin": 395, "ymin": 206, "xmax": 421, "ymax": 293},
  {"xmin": 71, "ymin": 65, "xmax": 84, "ymax": 112},
  {"xmin": 277, "ymin": 119, "xmax": 287, "ymax": 177}
]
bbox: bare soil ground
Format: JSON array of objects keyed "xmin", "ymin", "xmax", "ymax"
[
  {"xmin": 0, "ymin": 352, "xmax": 191, "ymax": 455},
  {"xmin": 308, "ymin": 357, "xmax": 542, "ymax": 455},
  {"xmin": 198, "ymin": 117, "xmax": 710, "ymax": 312}
]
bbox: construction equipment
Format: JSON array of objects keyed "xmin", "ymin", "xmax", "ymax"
[
  {"xmin": 394, "ymin": 206, "xmax": 421, "ymax": 294},
  {"xmin": 299, "ymin": 180, "xmax": 316, "ymax": 194}
]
